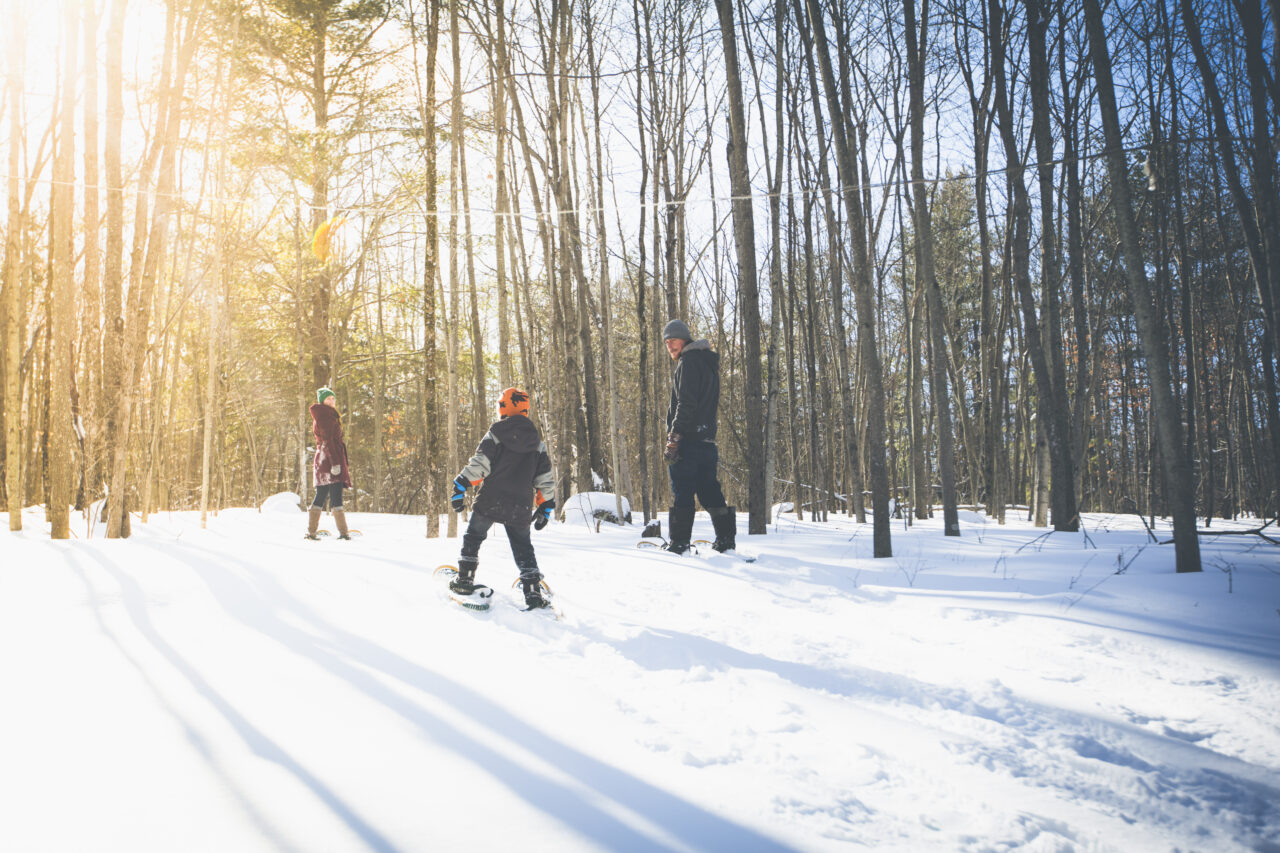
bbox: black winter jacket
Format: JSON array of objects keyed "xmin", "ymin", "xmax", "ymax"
[
  {"xmin": 458, "ymin": 414, "xmax": 556, "ymax": 526},
  {"xmin": 666, "ymin": 339, "xmax": 720, "ymax": 443}
]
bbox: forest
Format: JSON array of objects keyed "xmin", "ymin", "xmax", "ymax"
[{"xmin": 1, "ymin": 0, "xmax": 1277, "ymax": 575}]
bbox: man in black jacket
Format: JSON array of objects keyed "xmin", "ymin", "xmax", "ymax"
[{"xmin": 662, "ymin": 319, "xmax": 736, "ymax": 554}]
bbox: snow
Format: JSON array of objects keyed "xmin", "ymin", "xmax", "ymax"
[
  {"xmin": 2, "ymin": 504, "xmax": 1278, "ymax": 852},
  {"xmin": 260, "ymin": 492, "xmax": 305, "ymax": 514},
  {"xmin": 562, "ymin": 492, "xmax": 632, "ymax": 527}
]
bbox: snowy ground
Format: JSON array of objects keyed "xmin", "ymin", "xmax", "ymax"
[{"xmin": 1, "ymin": 500, "xmax": 1278, "ymax": 852}]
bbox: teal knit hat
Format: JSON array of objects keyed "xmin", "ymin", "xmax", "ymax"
[{"xmin": 317, "ymin": 387, "xmax": 335, "ymax": 404}]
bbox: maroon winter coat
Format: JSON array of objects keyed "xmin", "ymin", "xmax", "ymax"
[{"xmin": 310, "ymin": 403, "xmax": 353, "ymax": 488}]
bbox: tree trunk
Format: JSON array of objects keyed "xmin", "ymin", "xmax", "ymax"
[
  {"xmin": 989, "ymin": 0, "xmax": 1062, "ymax": 531},
  {"xmin": 201, "ymin": 23, "xmax": 235, "ymax": 528},
  {"xmin": 81, "ymin": 0, "xmax": 102, "ymax": 509},
  {"xmin": 905, "ymin": 0, "xmax": 959, "ymax": 535},
  {"xmin": 420, "ymin": 0, "xmax": 440, "ymax": 536},
  {"xmin": 715, "ymin": 0, "xmax": 768, "ymax": 535},
  {"xmin": 492, "ymin": 0, "xmax": 511, "ymax": 390},
  {"xmin": 446, "ymin": 0, "xmax": 462, "ymax": 538},
  {"xmin": 308, "ymin": 10, "xmax": 332, "ymax": 390},
  {"xmin": 797, "ymin": 0, "xmax": 861, "ymax": 519},
  {"xmin": 1084, "ymin": 0, "xmax": 1200, "ymax": 571},
  {"xmin": 802, "ymin": 0, "xmax": 892, "ymax": 556},
  {"xmin": 1180, "ymin": 0, "xmax": 1280, "ymax": 487},
  {"xmin": 460, "ymin": 111, "xmax": 486, "ymax": 428},
  {"xmin": 106, "ymin": 0, "xmax": 197, "ymax": 538},
  {"xmin": 584, "ymin": 6, "xmax": 631, "ymax": 514},
  {"xmin": 1026, "ymin": 0, "xmax": 1078, "ymax": 530},
  {"xmin": 49, "ymin": 0, "xmax": 79, "ymax": 538},
  {"xmin": 4, "ymin": 0, "xmax": 24, "ymax": 530}
]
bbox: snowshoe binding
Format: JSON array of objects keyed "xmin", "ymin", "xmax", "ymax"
[
  {"xmin": 518, "ymin": 571, "xmax": 552, "ymax": 610},
  {"xmin": 661, "ymin": 506, "xmax": 695, "ymax": 555},
  {"xmin": 513, "ymin": 572, "xmax": 561, "ymax": 618},
  {"xmin": 709, "ymin": 506, "xmax": 737, "ymax": 553},
  {"xmin": 435, "ymin": 563, "xmax": 494, "ymax": 611}
]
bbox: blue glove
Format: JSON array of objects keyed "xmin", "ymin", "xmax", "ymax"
[
  {"xmin": 532, "ymin": 499, "xmax": 555, "ymax": 530},
  {"xmin": 450, "ymin": 476, "xmax": 468, "ymax": 513}
]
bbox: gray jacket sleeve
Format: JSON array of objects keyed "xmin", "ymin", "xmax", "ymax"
[
  {"xmin": 459, "ymin": 430, "xmax": 500, "ymax": 484},
  {"xmin": 532, "ymin": 441, "xmax": 555, "ymax": 504}
]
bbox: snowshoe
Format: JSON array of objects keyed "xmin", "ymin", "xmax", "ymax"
[
  {"xmin": 637, "ymin": 537, "xmax": 690, "ymax": 554},
  {"xmin": 692, "ymin": 538, "xmax": 757, "ymax": 563},
  {"xmin": 434, "ymin": 565, "xmax": 494, "ymax": 612},
  {"xmin": 518, "ymin": 572, "xmax": 550, "ymax": 609},
  {"xmin": 513, "ymin": 573, "xmax": 561, "ymax": 619}
]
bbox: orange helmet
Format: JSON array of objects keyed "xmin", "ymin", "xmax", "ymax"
[{"xmin": 498, "ymin": 387, "xmax": 531, "ymax": 417}]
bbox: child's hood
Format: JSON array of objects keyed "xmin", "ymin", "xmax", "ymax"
[{"xmin": 490, "ymin": 415, "xmax": 541, "ymax": 453}]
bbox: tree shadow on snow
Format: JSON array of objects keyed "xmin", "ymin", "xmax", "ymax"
[
  {"xmin": 582, "ymin": 622, "xmax": 1280, "ymax": 842},
  {"xmin": 132, "ymin": 539, "xmax": 798, "ymax": 853},
  {"xmin": 66, "ymin": 544, "xmax": 394, "ymax": 853}
]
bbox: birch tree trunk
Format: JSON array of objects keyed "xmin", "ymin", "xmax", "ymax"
[
  {"xmin": 445, "ymin": 0, "xmax": 461, "ymax": 538},
  {"xmin": 584, "ymin": 5, "xmax": 631, "ymax": 514},
  {"xmin": 49, "ymin": 0, "xmax": 79, "ymax": 538},
  {"xmin": 420, "ymin": 0, "xmax": 440, "ymax": 536},
  {"xmin": 4, "ymin": 0, "xmax": 24, "ymax": 530},
  {"xmin": 106, "ymin": 0, "xmax": 198, "ymax": 538},
  {"xmin": 81, "ymin": 0, "xmax": 102, "ymax": 507},
  {"xmin": 491, "ymin": 0, "xmax": 511, "ymax": 390},
  {"xmin": 201, "ymin": 21, "xmax": 235, "ymax": 528}
]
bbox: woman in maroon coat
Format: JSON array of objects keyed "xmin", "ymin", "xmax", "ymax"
[{"xmin": 306, "ymin": 387, "xmax": 353, "ymax": 540}]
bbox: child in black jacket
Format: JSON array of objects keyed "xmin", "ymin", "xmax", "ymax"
[{"xmin": 450, "ymin": 387, "xmax": 557, "ymax": 609}]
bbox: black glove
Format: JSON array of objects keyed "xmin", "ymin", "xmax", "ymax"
[
  {"xmin": 450, "ymin": 476, "xmax": 468, "ymax": 513},
  {"xmin": 532, "ymin": 499, "xmax": 555, "ymax": 530},
  {"xmin": 663, "ymin": 432, "xmax": 681, "ymax": 462}
]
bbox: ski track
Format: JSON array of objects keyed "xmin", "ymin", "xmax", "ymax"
[{"xmin": 1, "ymin": 504, "xmax": 1278, "ymax": 852}]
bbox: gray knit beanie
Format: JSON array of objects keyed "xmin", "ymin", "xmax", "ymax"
[{"xmin": 662, "ymin": 319, "xmax": 693, "ymax": 342}]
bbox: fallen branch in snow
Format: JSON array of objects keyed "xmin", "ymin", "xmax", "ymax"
[
  {"xmin": 1015, "ymin": 529, "xmax": 1056, "ymax": 554},
  {"xmin": 1158, "ymin": 520, "xmax": 1279, "ymax": 547},
  {"xmin": 1121, "ymin": 498, "xmax": 1161, "ymax": 544}
]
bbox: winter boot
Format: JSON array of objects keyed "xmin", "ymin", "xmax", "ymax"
[
  {"xmin": 450, "ymin": 559, "xmax": 481, "ymax": 595},
  {"xmin": 663, "ymin": 506, "xmax": 696, "ymax": 555},
  {"xmin": 333, "ymin": 509, "xmax": 351, "ymax": 540},
  {"xmin": 709, "ymin": 505, "xmax": 737, "ymax": 553},
  {"xmin": 519, "ymin": 571, "xmax": 550, "ymax": 609},
  {"xmin": 305, "ymin": 508, "xmax": 323, "ymax": 540}
]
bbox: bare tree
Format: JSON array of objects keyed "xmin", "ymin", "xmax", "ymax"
[
  {"xmin": 905, "ymin": 0, "xmax": 960, "ymax": 535},
  {"xmin": 800, "ymin": 0, "xmax": 892, "ymax": 556},
  {"xmin": 715, "ymin": 0, "xmax": 768, "ymax": 535},
  {"xmin": 3, "ymin": 0, "xmax": 24, "ymax": 530},
  {"xmin": 48, "ymin": 0, "xmax": 79, "ymax": 538},
  {"xmin": 1084, "ymin": 0, "xmax": 1200, "ymax": 571}
]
